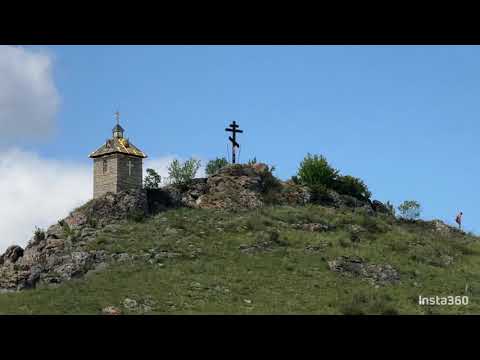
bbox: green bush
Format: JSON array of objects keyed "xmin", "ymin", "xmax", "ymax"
[
  {"xmin": 332, "ymin": 175, "xmax": 371, "ymax": 201},
  {"xmin": 297, "ymin": 154, "xmax": 372, "ymax": 201},
  {"xmin": 34, "ymin": 227, "xmax": 46, "ymax": 242},
  {"xmin": 168, "ymin": 158, "xmax": 201, "ymax": 188},
  {"xmin": 398, "ymin": 200, "xmax": 421, "ymax": 220},
  {"xmin": 144, "ymin": 168, "xmax": 162, "ymax": 189},
  {"xmin": 297, "ymin": 153, "xmax": 339, "ymax": 189},
  {"xmin": 205, "ymin": 157, "xmax": 229, "ymax": 176}
]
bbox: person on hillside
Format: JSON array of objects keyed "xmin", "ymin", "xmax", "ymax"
[{"xmin": 455, "ymin": 212, "xmax": 463, "ymax": 230}]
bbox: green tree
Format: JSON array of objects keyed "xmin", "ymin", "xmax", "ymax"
[
  {"xmin": 398, "ymin": 200, "xmax": 421, "ymax": 220},
  {"xmin": 332, "ymin": 175, "xmax": 371, "ymax": 200},
  {"xmin": 297, "ymin": 153, "xmax": 339, "ymax": 188},
  {"xmin": 144, "ymin": 168, "xmax": 162, "ymax": 189},
  {"xmin": 206, "ymin": 157, "xmax": 229, "ymax": 176},
  {"xmin": 168, "ymin": 158, "xmax": 201, "ymax": 187}
]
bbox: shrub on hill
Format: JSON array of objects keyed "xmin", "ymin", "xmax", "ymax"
[
  {"xmin": 144, "ymin": 168, "xmax": 162, "ymax": 189},
  {"xmin": 398, "ymin": 200, "xmax": 421, "ymax": 220},
  {"xmin": 297, "ymin": 154, "xmax": 372, "ymax": 201},
  {"xmin": 297, "ymin": 153, "xmax": 339, "ymax": 189},
  {"xmin": 167, "ymin": 158, "xmax": 201, "ymax": 189},
  {"xmin": 206, "ymin": 157, "xmax": 229, "ymax": 176},
  {"xmin": 331, "ymin": 175, "xmax": 371, "ymax": 201}
]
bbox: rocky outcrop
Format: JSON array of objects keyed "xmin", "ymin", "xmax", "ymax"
[
  {"xmin": 327, "ymin": 256, "xmax": 400, "ymax": 286},
  {"xmin": 0, "ymin": 189, "xmax": 148, "ymax": 291},
  {"xmin": 65, "ymin": 189, "xmax": 149, "ymax": 228},
  {"xmin": 371, "ymin": 200, "xmax": 391, "ymax": 215},
  {"xmin": 0, "ymin": 246, "xmax": 24, "ymax": 266},
  {"xmin": 159, "ymin": 164, "xmax": 308, "ymax": 210},
  {"xmin": 427, "ymin": 219, "xmax": 464, "ymax": 236}
]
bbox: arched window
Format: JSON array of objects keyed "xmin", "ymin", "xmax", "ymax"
[{"xmin": 103, "ymin": 159, "xmax": 108, "ymax": 174}]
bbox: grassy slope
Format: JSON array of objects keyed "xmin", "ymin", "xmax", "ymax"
[{"xmin": 0, "ymin": 205, "xmax": 479, "ymax": 315}]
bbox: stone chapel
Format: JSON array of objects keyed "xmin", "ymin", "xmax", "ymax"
[{"xmin": 89, "ymin": 114, "xmax": 147, "ymax": 198}]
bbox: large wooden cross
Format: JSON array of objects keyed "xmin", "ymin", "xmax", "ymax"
[
  {"xmin": 127, "ymin": 159, "xmax": 133, "ymax": 176},
  {"xmin": 225, "ymin": 120, "xmax": 243, "ymax": 164}
]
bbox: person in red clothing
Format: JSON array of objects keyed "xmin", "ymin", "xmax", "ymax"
[{"xmin": 455, "ymin": 212, "xmax": 463, "ymax": 230}]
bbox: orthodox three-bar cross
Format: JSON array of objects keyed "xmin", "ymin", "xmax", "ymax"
[{"xmin": 225, "ymin": 120, "xmax": 243, "ymax": 164}]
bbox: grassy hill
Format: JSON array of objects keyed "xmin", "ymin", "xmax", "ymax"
[{"xmin": 1, "ymin": 204, "xmax": 478, "ymax": 314}]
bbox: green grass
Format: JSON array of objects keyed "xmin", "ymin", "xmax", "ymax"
[{"xmin": 1, "ymin": 205, "xmax": 479, "ymax": 314}]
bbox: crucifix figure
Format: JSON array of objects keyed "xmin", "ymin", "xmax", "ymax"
[
  {"xmin": 127, "ymin": 159, "xmax": 133, "ymax": 176},
  {"xmin": 225, "ymin": 120, "xmax": 243, "ymax": 164}
]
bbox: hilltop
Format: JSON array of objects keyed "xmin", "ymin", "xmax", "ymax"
[{"xmin": 0, "ymin": 164, "xmax": 479, "ymax": 314}]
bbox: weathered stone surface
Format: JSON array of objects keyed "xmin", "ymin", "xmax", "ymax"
[
  {"xmin": 65, "ymin": 189, "xmax": 148, "ymax": 228},
  {"xmin": 293, "ymin": 223, "xmax": 333, "ymax": 232},
  {"xmin": 428, "ymin": 219, "xmax": 464, "ymax": 236},
  {"xmin": 102, "ymin": 306, "xmax": 122, "ymax": 315},
  {"xmin": 239, "ymin": 231, "xmax": 287, "ymax": 253},
  {"xmin": 327, "ymin": 256, "xmax": 400, "ymax": 286},
  {"xmin": 0, "ymin": 246, "xmax": 24, "ymax": 265}
]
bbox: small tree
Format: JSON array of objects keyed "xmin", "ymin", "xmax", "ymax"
[
  {"xmin": 297, "ymin": 153, "xmax": 339, "ymax": 188},
  {"xmin": 168, "ymin": 158, "xmax": 201, "ymax": 187},
  {"xmin": 206, "ymin": 157, "xmax": 228, "ymax": 176},
  {"xmin": 144, "ymin": 168, "xmax": 162, "ymax": 189},
  {"xmin": 398, "ymin": 200, "xmax": 421, "ymax": 220}
]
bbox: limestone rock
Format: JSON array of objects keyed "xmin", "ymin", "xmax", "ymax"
[
  {"xmin": 371, "ymin": 200, "xmax": 391, "ymax": 215},
  {"xmin": 102, "ymin": 306, "xmax": 122, "ymax": 315},
  {"xmin": 0, "ymin": 245, "xmax": 24, "ymax": 265},
  {"xmin": 328, "ymin": 256, "xmax": 400, "ymax": 286}
]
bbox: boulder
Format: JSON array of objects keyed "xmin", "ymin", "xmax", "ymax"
[
  {"xmin": 65, "ymin": 189, "xmax": 148, "ymax": 228},
  {"xmin": 0, "ymin": 245, "xmax": 24, "ymax": 265}
]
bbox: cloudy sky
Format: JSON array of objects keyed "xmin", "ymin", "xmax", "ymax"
[{"xmin": 1, "ymin": 45, "xmax": 480, "ymax": 251}]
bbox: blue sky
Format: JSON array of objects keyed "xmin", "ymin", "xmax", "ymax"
[{"xmin": 13, "ymin": 45, "xmax": 480, "ymax": 234}]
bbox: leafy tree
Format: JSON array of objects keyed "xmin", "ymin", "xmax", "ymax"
[
  {"xmin": 297, "ymin": 153, "xmax": 339, "ymax": 188},
  {"xmin": 398, "ymin": 200, "xmax": 421, "ymax": 220},
  {"xmin": 206, "ymin": 157, "xmax": 229, "ymax": 176},
  {"xmin": 144, "ymin": 168, "xmax": 162, "ymax": 189},
  {"xmin": 332, "ymin": 175, "xmax": 371, "ymax": 200},
  {"xmin": 168, "ymin": 158, "xmax": 201, "ymax": 187}
]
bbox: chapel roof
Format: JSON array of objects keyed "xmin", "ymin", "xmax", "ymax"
[{"xmin": 89, "ymin": 115, "xmax": 147, "ymax": 158}]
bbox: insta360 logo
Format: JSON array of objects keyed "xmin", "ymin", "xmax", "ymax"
[{"xmin": 418, "ymin": 295, "xmax": 469, "ymax": 306}]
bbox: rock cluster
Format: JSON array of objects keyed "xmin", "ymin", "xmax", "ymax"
[
  {"xmin": 428, "ymin": 219, "xmax": 464, "ymax": 236},
  {"xmin": 0, "ymin": 190, "xmax": 149, "ymax": 291},
  {"xmin": 327, "ymin": 256, "xmax": 400, "ymax": 286},
  {"xmin": 157, "ymin": 163, "xmax": 388, "ymax": 214}
]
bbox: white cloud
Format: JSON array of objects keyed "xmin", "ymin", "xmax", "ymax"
[
  {"xmin": 0, "ymin": 45, "xmax": 59, "ymax": 143},
  {"xmin": 0, "ymin": 148, "xmax": 91, "ymax": 252}
]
